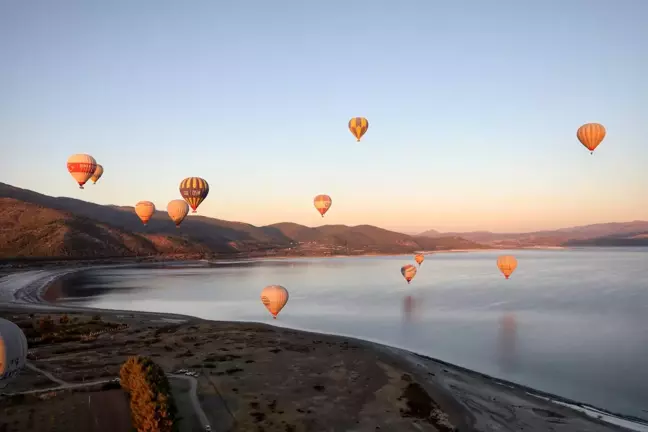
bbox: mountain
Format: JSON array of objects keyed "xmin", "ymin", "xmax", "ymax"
[
  {"xmin": 0, "ymin": 183, "xmax": 486, "ymax": 260},
  {"xmin": 418, "ymin": 221, "xmax": 648, "ymax": 247}
]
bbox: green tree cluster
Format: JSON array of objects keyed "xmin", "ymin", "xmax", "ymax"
[{"xmin": 120, "ymin": 356, "xmax": 178, "ymax": 432}]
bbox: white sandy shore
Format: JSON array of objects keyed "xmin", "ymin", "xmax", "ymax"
[{"xmin": 0, "ymin": 265, "xmax": 647, "ymax": 432}]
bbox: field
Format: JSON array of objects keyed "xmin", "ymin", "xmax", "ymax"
[
  {"xmin": 0, "ymin": 388, "xmax": 131, "ymax": 432},
  {"xmin": 0, "ymin": 307, "xmax": 631, "ymax": 432}
]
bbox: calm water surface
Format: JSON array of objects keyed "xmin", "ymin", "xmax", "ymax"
[{"xmin": 59, "ymin": 248, "xmax": 648, "ymax": 420}]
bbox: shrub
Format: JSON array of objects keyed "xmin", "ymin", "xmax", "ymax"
[
  {"xmin": 38, "ymin": 316, "xmax": 55, "ymax": 333},
  {"xmin": 59, "ymin": 314, "xmax": 70, "ymax": 325}
]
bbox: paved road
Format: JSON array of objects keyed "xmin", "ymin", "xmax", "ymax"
[
  {"xmin": 168, "ymin": 374, "xmax": 211, "ymax": 431},
  {"xmin": 26, "ymin": 362, "xmax": 68, "ymax": 386},
  {"xmin": 5, "ymin": 378, "xmax": 113, "ymax": 395}
]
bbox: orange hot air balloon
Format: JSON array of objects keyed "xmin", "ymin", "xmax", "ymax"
[
  {"xmin": 90, "ymin": 164, "xmax": 104, "ymax": 184},
  {"xmin": 313, "ymin": 194, "xmax": 332, "ymax": 217},
  {"xmin": 577, "ymin": 123, "xmax": 606, "ymax": 154},
  {"xmin": 414, "ymin": 254, "xmax": 424, "ymax": 266},
  {"xmin": 66, "ymin": 154, "xmax": 97, "ymax": 189},
  {"xmin": 135, "ymin": 201, "xmax": 156, "ymax": 226},
  {"xmin": 348, "ymin": 117, "xmax": 369, "ymax": 142},
  {"xmin": 260, "ymin": 285, "xmax": 289, "ymax": 319},
  {"xmin": 497, "ymin": 255, "xmax": 518, "ymax": 279},
  {"xmin": 401, "ymin": 264, "xmax": 417, "ymax": 284},
  {"xmin": 167, "ymin": 199, "xmax": 189, "ymax": 228}
]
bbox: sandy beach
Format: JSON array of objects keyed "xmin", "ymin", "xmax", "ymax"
[{"xmin": 1, "ymin": 266, "xmax": 647, "ymax": 432}]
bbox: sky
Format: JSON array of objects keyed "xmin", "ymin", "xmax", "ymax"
[{"xmin": 0, "ymin": 0, "xmax": 646, "ymax": 234}]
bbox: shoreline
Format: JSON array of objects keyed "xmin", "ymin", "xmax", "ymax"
[
  {"xmin": 1, "ymin": 265, "xmax": 647, "ymax": 431},
  {"xmin": 0, "ymin": 245, "xmax": 572, "ymax": 268}
]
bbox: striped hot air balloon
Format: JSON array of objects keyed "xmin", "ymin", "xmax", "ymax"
[
  {"xmin": 135, "ymin": 201, "xmax": 156, "ymax": 226},
  {"xmin": 497, "ymin": 255, "xmax": 518, "ymax": 279},
  {"xmin": 401, "ymin": 264, "xmax": 417, "ymax": 284},
  {"xmin": 348, "ymin": 117, "xmax": 369, "ymax": 142},
  {"xmin": 577, "ymin": 123, "xmax": 606, "ymax": 154},
  {"xmin": 90, "ymin": 164, "xmax": 104, "ymax": 184},
  {"xmin": 66, "ymin": 154, "xmax": 97, "ymax": 189},
  {"xmin": 313, "ymin": 194, "xmax": 332, "ymax": 217},
  {"xmin": 260, "ymin": 285, "xmax": 289, "ymax": 319},
  {"xmin": 0, "ymin": 318, "xmax": 28, "ymax": 383},
  {"xmin": 179, "ymin": 177, "xmax": 209, "ymax": 213}
]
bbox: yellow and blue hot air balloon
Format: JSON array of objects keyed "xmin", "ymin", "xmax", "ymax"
[
  {"xmin": 348, "ymin": 117, "xmax": 369, "ymax": 142},
  {"xmin": 179, "ymin": 177, "xmax": 209, "ymax": 213}
]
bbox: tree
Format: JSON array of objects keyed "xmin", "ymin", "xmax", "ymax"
[{"xmin": 119, "ymin": 356, "xmax": 178, "ymax": 432}]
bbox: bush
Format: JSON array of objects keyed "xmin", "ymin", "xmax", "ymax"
[
  {"xmin": 59, "ymin": 314, "xmax": 70, "ymax": 325},
  {"xmin": 38, "ymin": 316, "xmax": 55, "ymax": 333},
  {"xmin": 120, "ymin": 356, "xmax": 178, "ymax": 432}
]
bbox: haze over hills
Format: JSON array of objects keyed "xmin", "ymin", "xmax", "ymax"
[
  {"xmin": 418, "ymin": 221, "xmax": 648, "ymax": 247},
  {"xmin": 0, "ymin": 183, "xmax": 486, "ymax": 260}
]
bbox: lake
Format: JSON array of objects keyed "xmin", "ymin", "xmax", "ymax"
[{"xmin": 55, "ymin": 248, "xmax": 648, "ymax": 421}]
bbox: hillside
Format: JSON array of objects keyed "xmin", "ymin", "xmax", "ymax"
[
  {"xmin": 0, "ymin": 183, "xmax": 486, "ymax": 260},
  {"xmin": 418, "ymin": 221, "xmax": 648, "ymax": 247},
  {"xmin": 0, "ymin": 198, "xmax": 210, "ymax": 259},
  {"xmin": 564, "ymin": 232, "xmax": 648, "ymax": 247}
]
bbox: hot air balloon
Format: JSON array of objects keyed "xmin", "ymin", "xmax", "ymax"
[
  {"xmin": 66, "ymin": 154, "xmax": 97, "ymax": 189},
  {"xmin": 167, "ymin": 199, "xmax": 189, "ymax": 228},
  {"xmin": 260, "ymin": 285, "xmax": 289, "ymax": 319},
  {"xmin": 401, "ymin": 264, "xmax": 417, "ymax": 284},
  {"xmin": 90, "ymin": 164, "xmax": 104, "ymax": 184},
  {"xmin": 179, "ymin": 177, "xmax": 209, "ymax": 213},
  {"xmin": 577, "ymin": 123, "xmax": 606, "ymax": 154},
  {"xmin": 497, "ymin": 255, "xmax": 518, "ymax": 279},
  {"xmin": 135, "ymin": 201, "xmax": 156, "ymax": 226},
  {"xmin": 415, "ymin": 254, "xmax": 424, "ymax": 266},
  {"xmin": 348, "ymin": 117, "xmax": 369, "ymax": 142},
  {"xmin": 313, "ymin": 194, "xmax": 332, "ymax": 217},
  {"xmin": 0, "ymin": 318, "xmax": 28, "ymax": 383}
]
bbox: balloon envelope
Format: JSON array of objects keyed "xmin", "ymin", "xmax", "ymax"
[
  {"xmin": 348, "ymin": 117, "xmax": 369, "ymax": 141},
  {"xmin": 313, "ymin": 194, "xmax": 332, "ymax": 217},
  {"xmin": 66, "ymin": 154, "xmax": 97, "ymax": 189},
  {"xmin": 179, "ymin": 177, "xmax": 209, "ymax": 213},
  {"xmin": 90, "ymin": 164, "xmax": 104, "ymax": 184},
  {"xmin": 135, "ymin": 201, "xmax": 156, "ymax": 226},
  {"xmin": 414, "ymin": 254, "xmax": 424, "ymax": 266},
  {"xmin": 577, "ymin": 123, "xmax": 606, "ymax": 154},
  {"xmin": 0, "ymin": 318, "xmax": 28, "ymax": 382},
  {"xmin": 401, "ymin": 264, "xmax": 417, "ymax": 284},
  {"xmin": 167, "ymin": 200, "xmax": 190, "ymax": 227},
  {"xmin": 260, "ymin": 285, "xmax": 289, "ymax": 319},
  {"xmin": 497, "ymin": 255, "xmax": 518, "ymax": 279}
]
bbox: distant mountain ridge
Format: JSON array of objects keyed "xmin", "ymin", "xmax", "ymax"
[
  {"xmin": 418, "ymin": 221, "xmax": 648, "ymax": 247},
  {"xmin": 1, "ymin": 182, "xmax": 645, "ymax": 260},
  {"xmin": 0, "ymin": 182, "xmax": 486, "ymax": 260}
]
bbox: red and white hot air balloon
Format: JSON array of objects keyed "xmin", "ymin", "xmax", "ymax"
[
  {"xmin": 313, "ymin": 194, "xmax": 332, "ymax": 217},
  {"xmin": 66, "ymin": 154, "xmax": 97, "ymax": 189},
  {"xmin": 401, "ymin": 264, "xmax": 417, "ymax": 284}
]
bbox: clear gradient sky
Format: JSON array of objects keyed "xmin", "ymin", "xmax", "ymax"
[{"xmin": 1, "ymin": 0, "xmax": 646, "ymax": 234}]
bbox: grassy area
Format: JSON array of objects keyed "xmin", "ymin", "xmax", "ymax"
[
  {"xmin": 7, "ymin": 313, "xmax": 127, "ymax": 348},
  {"xmin": 0, "ymin": 388, "xmax": 131, "ymax": 432}
]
